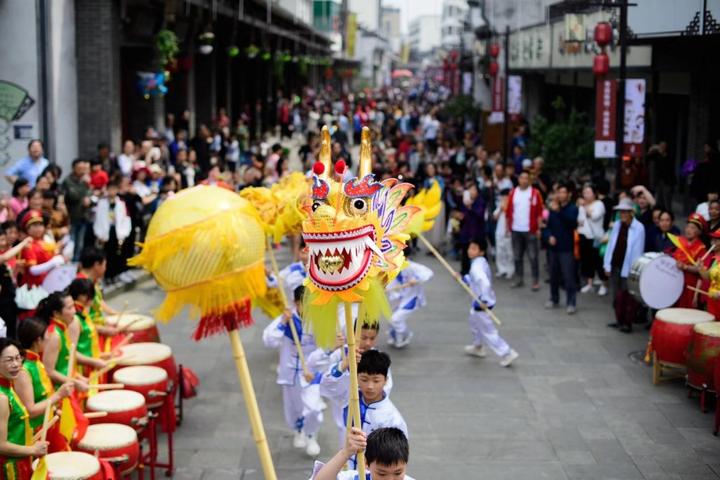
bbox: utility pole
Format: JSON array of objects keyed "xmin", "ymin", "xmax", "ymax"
[
  {"xmin": 614, "ymin": 0, "xmax": 628, "ymax": 187},
  {"xmin": 503, "ymin": 24, "xmax": 510, "ymax": 162}
]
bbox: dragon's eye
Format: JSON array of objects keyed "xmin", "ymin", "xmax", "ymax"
[
  {"xmin": 345, "ymin": 197, "xmax": 368, "ymax": 216},
  {"xmin": 312, "ymin": 201, "xmax": 322, "ymax": 212}
]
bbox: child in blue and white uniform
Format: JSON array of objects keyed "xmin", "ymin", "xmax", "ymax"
[
  {"xmin": 386, "ymin": 260, "xmax": 433, "ymax": 348},
  {"xmin": 262, "ymin": 285, "xmax": 324, "ymax": 457},
  {"xmin": 463, "ymin": 238, "xmax": 519, "ymax": 367}
]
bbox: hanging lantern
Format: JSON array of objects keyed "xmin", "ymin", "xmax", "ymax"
[
  {"xmin": 594, "ymin": 22, "xmax": 612, "ymax": 47},
  {"xmin": 488, "ymin": 61, "xmax": 499, "ymax": 77},
  {"xmin": 592, "ymin": 52, "xmax": 609, "ymax": 76},
  {"xmin": 489, "ymin": 43, "xmax": 500, "ymax": 58}
]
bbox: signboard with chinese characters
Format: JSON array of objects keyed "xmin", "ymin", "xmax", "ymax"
[
  {"xmin": 594, "ymin": 78, "xmax": 617, "ymax": 158},
  {"xmin": 509, "ymin": 24, "xmax": 551, "ymax": 69},
  {"xmin": 623, "ymin": 79, "xmax": 646, "ymax": 157}
]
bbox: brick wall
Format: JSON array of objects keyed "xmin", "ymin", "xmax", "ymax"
[{"xmin": 75, "ymin": 0, "xmax": 121, "ymax": 158}]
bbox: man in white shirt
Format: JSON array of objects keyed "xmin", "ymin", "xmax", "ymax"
[{"xmin": 505, "ymin": 171, "xmax": 544, "ymax": 290}]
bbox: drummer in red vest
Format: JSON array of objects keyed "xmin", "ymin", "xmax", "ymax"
[
  {"xmin": 698, "ymin": 230, "xmax": 720, "ymax": 319},
  {"xmin": 673, "ymin": 213, "xmax": 708, "ymax": 308},
  {"xmin": 18, "ymin": 210, "xmax": 66, "ymax": 288}
]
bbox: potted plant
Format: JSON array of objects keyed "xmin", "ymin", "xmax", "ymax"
[
  {"xmin": 246, "ymin": 44, "xmax": 260, "ymax": 59},
  {"xmin": 155, "ymin": 29, "xmax": 179, "ymax": 68},
  {"xmin": 198, "ymin": 31, "xmax": 215, "ymax": 55}
]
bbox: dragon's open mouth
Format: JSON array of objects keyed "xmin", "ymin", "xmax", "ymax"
[{"xmin": 303, "ymin": 225, "xmax": 382, "ymax": 291}]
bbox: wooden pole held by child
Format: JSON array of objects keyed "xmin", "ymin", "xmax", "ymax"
[
  {"xmin": 228, "ymin": 329, "xmax": 277, "ymax": 479},
  {"xmin": 344, "ymin": 302, "xmax": 366, "ymax": 478},
  {"xmin": 417, "ymin": 233, "xmax": 502, "ymax": 326}
]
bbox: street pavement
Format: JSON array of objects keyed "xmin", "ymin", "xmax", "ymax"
[{"xmin": 115, "ymin": 244, "xmax": 720, "ymax": 480}]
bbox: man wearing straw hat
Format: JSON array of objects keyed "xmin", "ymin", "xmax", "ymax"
[{"xmin": 603, "ymin": 198, "xmax": 646, "ymax": 333}]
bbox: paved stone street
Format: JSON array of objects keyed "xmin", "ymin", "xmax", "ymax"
[{"xmin": 117, "ymin": 246, "xmax": 720, "ymax": 480}]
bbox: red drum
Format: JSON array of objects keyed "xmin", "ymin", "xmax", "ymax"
[
  {"xmin": 113, "ymin": 366, "xmax": 168, "ymax": 409},
  {"xmin": 37, "ymin": 451, "xmax": 103, "ymax": 479},
  {"xmin": 86, "ymin": 390, "xmax": 148, "ymax": 430},
  {"xmin": 687, "ymin": 322, "xmax": 720, "ymax": 391},
  {"xmin": 106, "ymin": 314, "xmax": 160, "ymax": 344},
  {"xmin": 116, "ymin": 343, "xmax": 178, "ymax": 388},
  {"xmin": 651, "ymin": 308, "xmax": 714, "ymax": 365},
  {"xmin": 77, "ymin": 423, "xmax": 139, "ymax": 476}
]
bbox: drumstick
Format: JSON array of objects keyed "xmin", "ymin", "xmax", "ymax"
[
  {"xmin": 112, "ymin": 333, "xmax": 135, "ymax": 354},
  {"xmin": 84, "ymin": 411, "xmax": 108, "ymax": 419},
  {"xmin": 699, "ymin": 244, "xmax": 717, "ymax": 263},
  {"xmin": 386, "ymin": 282, "xmax": 417, "ymax": 292},
  {"xmin": 91, "ymin": 383, "xmax": 125, "ymax": 390},
  {"xmin": 119, "ymin": 318, "xmax": 142, "ymax": 333},
  {"xmin": 32, "ymin": 415, "xmax": 59, "ymax": 443},
  {"xmin": 95, "ymin": 361, "xmax": 117, "ymax": 378},
  {"xmin": 687, "ymin": 285, "xmax": 711, "ymax": 296}
]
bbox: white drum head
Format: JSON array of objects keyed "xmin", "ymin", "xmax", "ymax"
[
  {"xmin": 656, "ymin": 308, "xmax": 715, "ymax": 325},
  {"xmin": 78, "ymin": 423, "xmax": 137, "ymax": 450},
  {"xmin": 41, "ymin": 265, "xmax": 78, "ymax": 294},
  {"xmin": 117, "ymin": 342, "xmax": 172, "ymax": 365},
  {"xmin": 636, "ymin": 254, "xmax": 684, "ymax": 309},
  {"xmin": 113, "ymin": 366, "xmax": 167, "ymax": 386},
  {"xmin": 106, "ymin": 314, "xmax": 155, "ymax": 331},
  {"xmin": 694, "ymin": 321, "xmax": 720, "ymax": 337},
  {"xmin": 41, "ymin": 451, "xmax": 100, "ymax": 479},
  {"xmin": 86, "ymin": 390, "xmax": 145, "ymax": 412}
]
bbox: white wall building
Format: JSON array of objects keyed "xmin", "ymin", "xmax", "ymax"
[
  {"xmin": 278, "ymin": 0, "xmax": 314, "ymax": 26},
  {"xmin": 409, "ymin": 15, "xmax": 441, "ymax": 57},
  {"xmin": 0, "ymin": 0, "xmax": 78, "ymax": 177},
  {"xmin": 441, "ymin": 0, "xmax": 469, "ymax": 49},
  {"xmin": 349, "ymin": 0, "xmax": 381, "ymax": 31}
]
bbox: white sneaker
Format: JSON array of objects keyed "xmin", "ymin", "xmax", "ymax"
[
  {"xmin": 293, "ymin": 431, "xmax": 307, "ymax": 449},
  {"xmin": 305, "ymin": 435, "xmax": 321, "ymax": 457},
  {"xmin": 387, "ymin": 330, "xmax": 396, "ymax": 346},
  {"xmin": 593, "ymin": 278, "xmax": 602, "ymax": 286},
  {"xmin": 394, "ymin": 331, "xmax": 413, "ymax": 349},
  {"xmin": 464, "ymin": 345, "xmax": 487, "ymax": 358},
  {"xmin": 597, "ymin": 285, "xmax": 608, "ymax": 296},
  {"xmin": 580, "ymin": 284, "xmax": 593, "ymax": 294},
  {"xmin": 500, "ymin": 349, "xmax": 519, "ymax": 367}
]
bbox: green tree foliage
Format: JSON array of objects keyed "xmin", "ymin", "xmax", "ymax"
[
  {"xmin": 527, "ymin": 96, "xmax": 595, "ymax": 175},
  {"xmin": 154, "ymin": 29, "xmax": 179, "ymax": 68}
]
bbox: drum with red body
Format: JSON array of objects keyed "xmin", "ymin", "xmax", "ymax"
[
  {"xmin": 651, "ymin": 308, "xmax": 714, "ymax": 365},
  {"xmin": 85, "ymin": 390, "xmax": 148, "ymax": 430},
  {"xmin": 77, "ymin": 423, "xmax": 139, "ymax": 476},
  {"xmin": 38, "ymin": 451, "xmax": 103, "ymax": 479},
  {"xmin": 106, "ymin": 314, "xmax": 160, "ymax": 344},
  {"xmin": 115, "ymin": 342, "xmax": 178, "ymax": 388},
  {"xmin": 112, "ymin": 366, "xmax": 169, "ymax": 409},
  {"xmin": 687, "ymin": 322, "xmax": 720, "ymax": 391}
]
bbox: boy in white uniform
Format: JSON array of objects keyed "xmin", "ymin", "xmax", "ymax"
[
  {"xmin": 312, "ymin": 323, "xmax": 394, "ymax": 447},
  {"xmin": 321, "ymin": 350, "xmax": 406, "ymax": 469},
  {"xmin": 310, "ymin": 427, "xmax": 415, "ymax": 480},
  {"xmin": 463, "ymin": 238, "xmax": 519, "ymax": 367},
  {"xmin": 262, "ymin": 285, "xmax": 324, "ymax": 457},
  {"xmin": 385, "ymin": 260, "xmax": 433, "ymax": 349}
]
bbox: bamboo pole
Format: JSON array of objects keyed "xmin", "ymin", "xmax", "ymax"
[
  {"xmin": 344, "ymin": 302, "xmax": 365, "ymax": 477},
  {"xmin": 417, "ymin": 233, "xmax": 502, "ymax": 326},
  {"xmin": 228, "ymin": 329, "xmax": 276, "ymax": 480},
  {"xmin": 266, "ymin": 237, "xmax": 311, "ymax": 378}
]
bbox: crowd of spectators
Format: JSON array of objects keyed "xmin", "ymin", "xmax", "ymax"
[{"xmin": 1, "ymin": 82, "xmax": 719, "ymax": 341}]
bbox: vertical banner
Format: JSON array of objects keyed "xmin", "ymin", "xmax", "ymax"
[
  {"xmin": 488, "ymin": 76, "xmax": 504, "ymax": 124},
  {"xmin": 594, "ymin": 78, "xmax": 617, "ymax": 158},
  {"xmin": 345, "ymin": 13, "xmax": 357, "ymax": 58},
  {"xmin": 623, "ymin": 79, "xmax": 646, "ymax": 157},
  {"xmin": 508, "ymin": 75, "xmax": 522, "ymax": 119}
]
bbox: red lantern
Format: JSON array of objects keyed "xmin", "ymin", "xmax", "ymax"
[
  {"xmin": 592, "ymin": 53, "xmax": 609, "ymax": 76},
  {"xmin": 594, "ymin": 22, "xmax": 612, "ymax": 47},
  {"xmin": 488, "ymin": 61, "xmax": 499, "ymax": 77},
  {"xmin": 489, "ymin": 43, "xmax": 500, "ymax": 58}
]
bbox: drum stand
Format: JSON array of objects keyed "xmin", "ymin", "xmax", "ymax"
[
  {"xmin": 652, "ymin": 352, "xmax": 686, "ymax": 385},
  {"xmin": 686, "ymin": 381, "xmax": 715, "ymax": 413},
  {"xmin": 176, "ymin": 364, "xmax": 185, "ymax": 427},
  {"xmin": 147, "ymin": 388, "xmax": 175, "ymax": 477}
]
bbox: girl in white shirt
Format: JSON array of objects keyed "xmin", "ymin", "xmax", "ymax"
[{"xmin": 577, "ymin": 184, "xmax": 608, "ymax": 296}]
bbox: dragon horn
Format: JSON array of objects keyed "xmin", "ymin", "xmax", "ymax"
[
  {"xmin": 359, "ymin": 126, "xmax": 372, "ymax": 178},
  {"xmin": 319, "ymin": 125, "xmax": 332, "ymax": 179}
]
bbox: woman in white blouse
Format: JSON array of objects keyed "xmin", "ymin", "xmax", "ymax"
[{"xmin": 577, "ymin": 184, "xmax": 608, "ymax": 296}]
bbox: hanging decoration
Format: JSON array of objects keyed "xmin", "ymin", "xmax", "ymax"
[
  {"xmin": 198, "ymin": 31, "xmax": 215, "ymax": 55},
  {"xmin": 246, "ymin": 44, "xmax": 260, "ymax": 58},
  {"xmin": 136, "ymin": 71, "xmax": 168, "ymax": 100},
  {"xmin": 154, "ymin": 29, "xmax": 180, "ymax": 68}
]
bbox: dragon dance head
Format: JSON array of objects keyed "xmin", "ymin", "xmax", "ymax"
[{"xmin": 301, "ymin": 126, "xmax": 420, "ymax": 347}]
